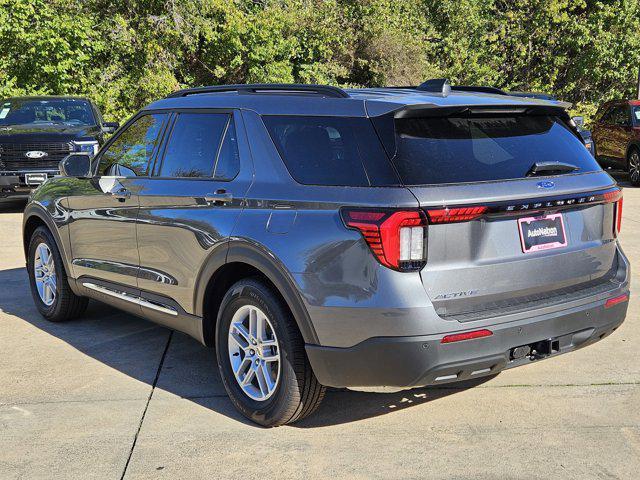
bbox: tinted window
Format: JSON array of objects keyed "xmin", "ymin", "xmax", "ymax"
[
  {"xmin": 611, "ymin": 106, "xmax": 631, "ymax": 126},
  {"xmin": 263, "ymin": 116, "xmax": 396, "ymax": 186},
  {"xmin": 214, "ymin": 117, "xmax": 241, "ymax": 180},
  {"xmin": 392, "ymin": 115, "xmax": 601, "ymax": 185},
  {"xmin": 0, "ymin": 98, "xmax": 95, "ymax": 126},
  {"xmin": 159, "ymin": 113, "xmax": 231, "ymax": 178},
  {"xmin": 98, "ymin": 114, "xmax": 166, "ymax": 176}
]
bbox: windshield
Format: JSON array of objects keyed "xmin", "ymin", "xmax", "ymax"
[
  {"xmin": 0, "ymin": 98, "xmax": 96, "ymax": 126},
  {"xmin": 392, "ymin": 115, "xmax": 601, "ymax": 185}
]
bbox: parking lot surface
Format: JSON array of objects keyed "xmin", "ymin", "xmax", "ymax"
[{"xmin": 1, "ymin": 181, "xmax": 639, "ymax": 479}]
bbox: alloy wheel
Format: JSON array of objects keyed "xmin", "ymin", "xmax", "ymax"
[
  {"xmin": 630, "ymin": 152, "xmax": 640, "ymax": 183},
  {"xmin": 34, "ymin": 243, "xmax": 56, "ymax": 306},
  {"xmin": 227, "ymin": 305, "xmax": 281, "ymax": 401}
]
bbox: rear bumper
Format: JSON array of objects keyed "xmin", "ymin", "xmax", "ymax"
[{"xmin": 306, "ymin": 292, "xmax": 629, "ymax": 388}]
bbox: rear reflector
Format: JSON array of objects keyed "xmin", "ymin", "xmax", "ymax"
[
  {"xmin": 427, "ymin": 206, "xmax": 488, "ymax": 224},
  {"xmin": 605, "ymin": 294, "xmax": 628, "ymax": 309},
  {"xmin": 441, "ymin": 329, "xmax": 493, "ymax": 344}
]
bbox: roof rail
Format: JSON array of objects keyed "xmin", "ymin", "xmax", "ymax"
[
  {"xmin": 384, "ymin": 79, "xmax": 507, "ymax": 97},
  {"xmin": 451, "ymin": 85, "xmax": 507, "ymax": 96},
  {"xmin": 166, "ymin": 83, "xmax": 350, "ymax": 99}
]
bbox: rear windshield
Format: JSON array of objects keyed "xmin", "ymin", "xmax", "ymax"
[
  {"xmin": 263, "ymin": 115, "xmax": 398, "ymax": 186},
  {"xmin": 392, "ymin": 115, "xmax": 601, "ymax": 185}
]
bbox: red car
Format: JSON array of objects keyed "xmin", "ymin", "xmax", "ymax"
[{"xmin": 592, "ymin": 100, "xmax": 640, "ymax": 185}]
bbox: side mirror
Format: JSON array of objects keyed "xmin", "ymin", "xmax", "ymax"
[
  {"xmin": 60, "ymin": 153, "xmax": 93, "ymax": 178},
  {"xmin": 102, "ymin": 121, "xmax": 119, "ymax": 134},
  {"xmin": 572, "ymin": 116, "xmax": 585, "ymax": 128}
]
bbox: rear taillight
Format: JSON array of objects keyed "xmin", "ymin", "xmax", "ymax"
[
  {"xmin": 604, "ymin": 189, "xmax": 623, "ymax": 237},
  {"xmin": 426, "ymin": 206, "xmax": 488, "ymax": 224},
  {"xmin": 341, "ymin": 209, "xmax": 427, "ymax": 271}
]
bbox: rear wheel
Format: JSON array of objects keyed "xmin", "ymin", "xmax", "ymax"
[
  {"xmin": 215, "ymin": 278, "xmax": 325, "ymax": 426},
  {"xmin": 628, "ymin": 148, "xmax": 640, "ymax": 186},
  {"xmin": 27, "ymin": 226, "xmax": 88, "ymax": 321}
]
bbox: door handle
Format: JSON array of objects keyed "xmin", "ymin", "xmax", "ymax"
[
  {"xmin": 204, "ymin": 189, "xmax": 233, "ymax": 204},
  {"xmin": 108, "ymin": 187, "xmax": 131, "ymax": 202}
]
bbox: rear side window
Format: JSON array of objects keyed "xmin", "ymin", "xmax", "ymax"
[
  {"xmin": 159, "ymin": 113, "xmax": 239, "ymax": 179},
  {"xmin": 263, "ymin": 115, "xmax": 398, "ymax": 186},
  {"xmin": 392, "ymin": 115, "xmax": 601, "ymax": 185}
]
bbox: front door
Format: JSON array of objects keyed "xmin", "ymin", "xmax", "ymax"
[
  {"xmin": 67, "ymin": 112, "xmax": 168, "ymax": 288},
  {"xmin": 135, "ymin": 110, "xmax": 252, "ymax": 315}
]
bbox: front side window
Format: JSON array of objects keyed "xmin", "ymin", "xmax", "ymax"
[
  {"xmin": 391, "ymin": 115, "xmax": 601, "ymax": 185},
  {"xmin": 97, "ymin": 113, "xmax": 166, "ymax": 176},
  {"xmin": 158, "ymin": 112, "xmax": 239, "ymax": 180},
  {"xmin": 0, "ymin": 98, "xmax": 96, "ymax": 126},
  {"xmin": 611, "ymin": 106, "xmax": 631, "ymax": 126},
  {"xmin": 633, "ymin": 106, "xmax": 640, "ymax": 125}
]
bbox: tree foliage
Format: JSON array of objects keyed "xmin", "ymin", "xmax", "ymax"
[{"xmin": 1, "ymin": 0, "xmax": 638, "ymax": 122}]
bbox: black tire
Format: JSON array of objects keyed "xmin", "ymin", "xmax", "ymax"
[
  {"xmin": 627, "ymin": 147, "xmax": 640, "ymax": 186},
  {"xmin": 215, "ymin": 278, "xmax": 325, "ymax": 427},
  {"xmin": 26, "ymin": 226, "xmax": 88, "ymax": 321}
]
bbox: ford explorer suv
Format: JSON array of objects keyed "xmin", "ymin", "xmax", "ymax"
[
  {"xmin": 592, "ymin": 100, "xmax": 640, "ymax": 185},
  {"xmin": 22, "ymin": 82, "xmax": 630, "ymax": 426},
  {"xmin": 0, "ymin": 96, "xmax": 118, "ymax": 202}
]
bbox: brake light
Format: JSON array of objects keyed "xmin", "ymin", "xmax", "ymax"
[
  {"xmin": 426, "ymin": 206, "xmax": 488, "ymax": 223},
  {"xmin": 441, "ymin": 329, "xmax": 493, "ymax": 344},
  {"xmin": 604, "ymin": 189, "xmax": 623, "ymax": 237},
  {"xmin": 341, "ymin": 209, "xmax": 427, "ymax": 271}
]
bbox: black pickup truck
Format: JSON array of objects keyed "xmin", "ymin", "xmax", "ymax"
[{"xmin": 0, "ymin": 96, "xmax": 118, "ymax": 202}]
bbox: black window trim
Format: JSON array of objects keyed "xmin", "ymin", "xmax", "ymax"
[{"xmin": 149, "ymin": 108, "xmax": 240, "ymax": 182}]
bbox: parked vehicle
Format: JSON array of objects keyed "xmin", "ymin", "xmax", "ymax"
[
  {"xmin": 22, "ymin": 82, "xmax": 630, "ymax": 426},
  {"xmin": 592, "ymin": 100, "xmax": 640, "ymax": 185},
  {"xmin": 0, "ymin": 96, "xmax": 118, "ymax": 201}
]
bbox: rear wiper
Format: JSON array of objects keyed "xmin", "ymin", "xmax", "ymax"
[{"xmin": 526, "ymin": 161, "xmax": 579, "ymax": 177}]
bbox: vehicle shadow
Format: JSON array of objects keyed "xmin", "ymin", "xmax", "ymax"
[{"xmin": 0, "ymin": 266, "xmax": 492, "ymax": 428}]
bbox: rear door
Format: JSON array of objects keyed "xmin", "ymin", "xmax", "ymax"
[
  {"xmin": 67, "ymin": 112, "xmax": 168, "ymax": 289},
  {"xmin": 135, "ymin": 109, "xmax": 252, "ymax": 315},
  {"xmin": 387, "ymin": 112, "xmax": 621, "ymax": 322}
]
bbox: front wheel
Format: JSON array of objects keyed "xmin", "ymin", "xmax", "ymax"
[
  {"xmin": 215, "ymin": 278, "xmax": 325, "ymax": 426},
  {"xmin": 628, "ymin": 148, "xmax": 640, "ymax": 186},
  {"xmin": 27, "ymin": 226, "xmax": 88, "ymax": 321}
]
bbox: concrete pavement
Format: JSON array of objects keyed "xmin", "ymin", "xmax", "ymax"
[{"xmin": 0, "ymin": 180, "xmax": 638, "ymax": 479}]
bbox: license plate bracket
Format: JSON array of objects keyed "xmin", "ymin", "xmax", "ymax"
[
  {"xmin": 24, "ymin": 173, "xmax": 48, "ymax": 185},
  {"xmin": 518, "ymin": 213, "xmax": 567, "ymax": 253}
]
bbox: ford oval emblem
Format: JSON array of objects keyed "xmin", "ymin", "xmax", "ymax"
[
  {"xmin": 25, "ymin": 150, "xmax": 48, "ymax": 159},
  {"xmin": 537, "ymin": 181, "xmax": 555, "ymax": 189}
]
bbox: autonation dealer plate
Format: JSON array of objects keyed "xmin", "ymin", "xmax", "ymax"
[{"xmin": 518, "ymin": 213, "xmax": 567, "ymax": 253}]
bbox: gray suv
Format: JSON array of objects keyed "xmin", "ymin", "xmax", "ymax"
[{"xmin": 22, "ymin": 82, "xmax": 630, "ymax": 426}]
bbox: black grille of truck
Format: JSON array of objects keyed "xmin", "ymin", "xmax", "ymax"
[{"xmin": 0, "ymin": 142, "xmax": 73, "ymax": 170}]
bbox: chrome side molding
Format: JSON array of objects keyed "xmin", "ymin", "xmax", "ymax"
[{"xmin": 82, "ymin": 282, "xmax": 178, "ymax": 316}]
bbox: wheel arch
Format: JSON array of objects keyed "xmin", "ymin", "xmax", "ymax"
[
  {"xmin": 195, "ymin": 240, "xmax": 319, "ymax": 347},
  {"xmin": 626, "ymin": 142, "xmax": 640, "ymax": 162},
  {"xmin": 22, "ymin": 205, "xmax": 72, "ymax": 278}
]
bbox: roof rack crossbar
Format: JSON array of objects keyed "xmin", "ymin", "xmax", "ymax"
[{"xmin": 166, "ymin": 83, "xmax": 350, "ymax": 99}]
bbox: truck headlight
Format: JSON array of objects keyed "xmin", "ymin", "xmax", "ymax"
[{"xmin": 72, "ymin": 141, "xmax": 99, "ymax": 157}]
